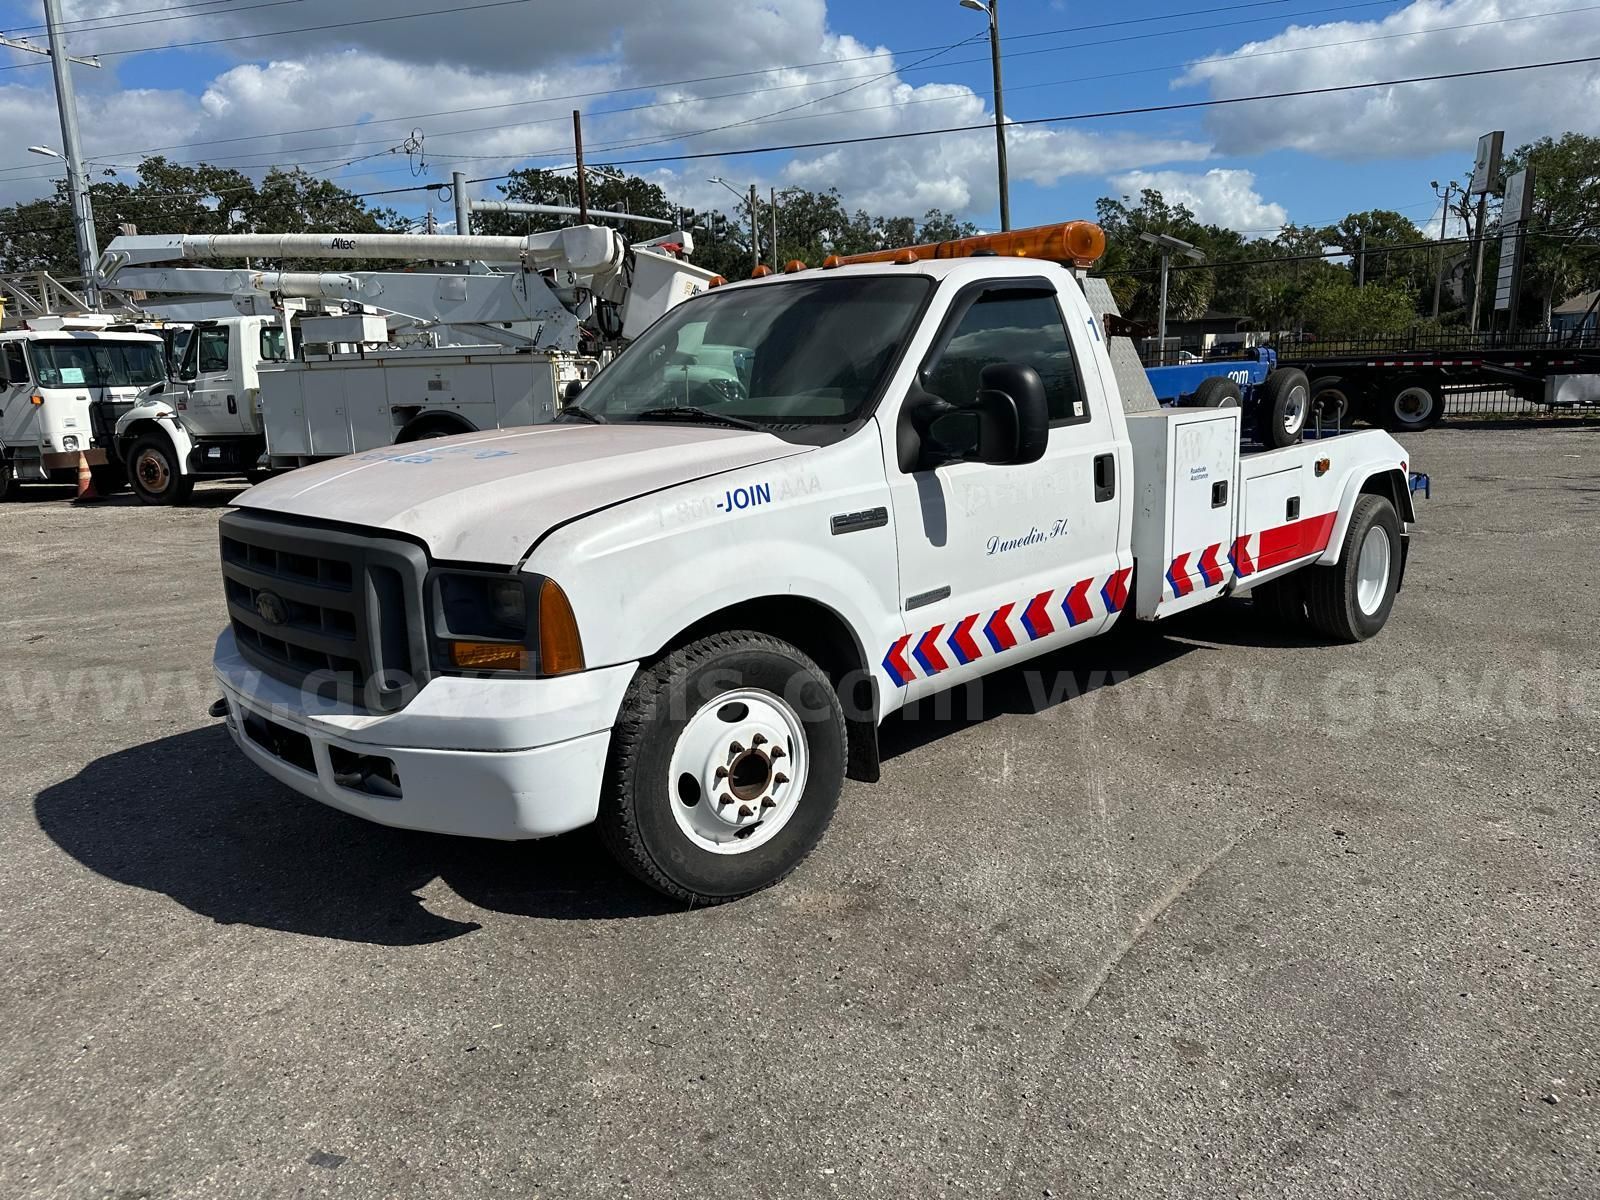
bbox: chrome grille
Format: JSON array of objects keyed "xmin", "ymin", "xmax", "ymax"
[{"xmin": 218, "ymin": 510, "xmax": 431, "ymax": 712}]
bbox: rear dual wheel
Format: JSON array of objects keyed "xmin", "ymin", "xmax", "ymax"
[
  {"xmin": 1254, "ymin": 495, "xmax": 1402, "ymax": 642},
  {"xmin": 598, "ymin": 630, "xmax": 845, "ymax": 904}
]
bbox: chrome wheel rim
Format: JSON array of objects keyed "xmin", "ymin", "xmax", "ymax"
[
  {"xmin": 135, "ymin": 448, "xmax": 170, "ymax": 492},
  {"xmin": 668, "ymin": 688, "xmax": 808, "ymax": 855},
  {"xmin": 1356, "ymin": 524, "xmax": 1392, "ymax": 615},
  {"xmin": 1394, "ymin": 386, "xmax": 1434, "ymax": 423},
  {"xmin": 1282, "ymin": 383, "xmax": 1309, "ymax": 435}
]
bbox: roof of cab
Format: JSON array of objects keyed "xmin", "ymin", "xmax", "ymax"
[{"xmin": 706, "ymin": 254, "xmax": 1079, "ymax": 293}]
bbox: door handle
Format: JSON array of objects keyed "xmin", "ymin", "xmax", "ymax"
[
  {"xmin": 226, "ymin": 394, "xmax": 237, "ymax": 414},
  {"xmin": 1093, "ymin": 453, "xmax": 1116, "ymax": 502}
]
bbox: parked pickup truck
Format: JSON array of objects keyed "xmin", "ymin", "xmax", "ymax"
[{"xmin": 210, "ymin": 221, "xmax": 1416, "ymax": 904}]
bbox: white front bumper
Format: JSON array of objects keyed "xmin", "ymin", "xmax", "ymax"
[{"xmin": 213, "ymin": 629, "xmax": 638, "ymax": 840}]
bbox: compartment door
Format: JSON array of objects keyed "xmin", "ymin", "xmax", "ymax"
[{"xmin": 1161, "ymin": 411, "xmax": 1238, "ymax": 616}]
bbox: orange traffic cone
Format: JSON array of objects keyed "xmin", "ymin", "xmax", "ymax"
[{"xmin": 73, "ymin": 452, "xmax": 100, "ymax": 503}]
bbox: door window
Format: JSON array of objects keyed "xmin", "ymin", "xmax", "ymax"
[
  {"xmin": 923, "ymin": 288, "xmax": 1088, "ymax": 428},
  {"xmin": 197, "ymin": 327, "xmax": 230, "ymax": 374},
  {"xmin": 2, "ymin": 342, "xmax": 27, "ymax": 384}
]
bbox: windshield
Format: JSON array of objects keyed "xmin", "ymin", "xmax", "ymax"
[
  {"xmin": 574, "ymin": 275, "xmax": 931, "ymax": 438},
  {"xmin": 30, "ymin": 340, "xmax": 166, "ymax": 388}
]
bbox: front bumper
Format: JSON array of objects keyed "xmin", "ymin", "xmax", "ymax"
[{"xmin": 213, "ymin": 629, "xmax": 638, "ymax": 840}]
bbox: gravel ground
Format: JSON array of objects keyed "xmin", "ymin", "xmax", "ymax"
[{"xmin": 1, "ymin": 426, "xmax": 1596, "ymax": 1199}]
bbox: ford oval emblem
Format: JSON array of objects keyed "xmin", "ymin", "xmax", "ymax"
[{"xmin": 254, "ymin": 590, "xmax": 288, "ymax": 626}]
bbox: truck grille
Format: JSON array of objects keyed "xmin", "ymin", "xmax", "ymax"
[{"xmin": 218, "ymin": 510, "xmax": 432, "ymax": 712}]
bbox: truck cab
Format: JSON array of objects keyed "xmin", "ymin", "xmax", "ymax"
[
  {"xmin": 0, "ymin": 328, "xmax": 165, "ymax": 499},
  {"xmin": 112, "ymin": 314, "xmax": 277, "ymax": 504},
  {"xmin": 209, "ymin": 221, "xmax": 1415, "ymax": 905}
]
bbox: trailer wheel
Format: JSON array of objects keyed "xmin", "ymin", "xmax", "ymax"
[
  {"xmin": 1257, "ymin": 368, "xmax": 1311, "ymax": 449},
  {"xmin": 1310, "ymin": 376, "xmax": 1358, "ymax": 427},
  {"xmin": 1381, "ymin": 379, "xmax": 1446, "ymax": 432},
  {"xmin": 1303, "ymin": 495, "xmax": 1402, "ymax": 642},
  {"xmin": 598, "ymin": 630, "xmax": 845, "ymax": 904},
  {"xmin": 127, "ymin": 432, "xmax": 195, "ymax": 506},
  {"xmin": 1188, "ymin": 377, "xmax": 1241, "ymax": 408}
]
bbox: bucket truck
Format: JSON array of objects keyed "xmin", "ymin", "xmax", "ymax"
[{"xmin": 93, "ymin": 225, "xmax": 715, "ymax": 503}]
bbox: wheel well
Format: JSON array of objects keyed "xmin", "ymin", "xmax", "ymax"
[
  {"xmin": 665, "ymin": 595, "xmax": 881, "ymax": 784},
  {"xmin": 1359, "ymin": 468, "xmax": 1415, "ymax": 524},
  {"xmin": 396, "ymin": 412, "xmax": 476, "ymax": 443},
  {"xmin": 116, "ymin": 418, "xmax": 170, "ymax": 456}
]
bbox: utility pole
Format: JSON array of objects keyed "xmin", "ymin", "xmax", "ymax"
[
  {"xmin": 452, "ymin": 170, "xmax": 470, "ymax": 237},
  {"xmin": 1430, "ymin": 180, "xmax": 1454, "ymax": 320},
  {"xmin": 770, "ymin": 187, "xmax": 778, "ymax": 267},
  {"xmin": 23, "ymin": 1, "xmax": 103, "ymax": 307},
  {"xmin": 749, "ymin": 183, "xmax": 759, "ymax": 271},
  {"xmin": 571, "ymin": 110, "xmax": 589, "ymax": 222},
  {"xmin": 1357, "ymin": 233, "xmax": 1366, "ymax": 288},
  {"xmin": 960, "ymin": 0, "xmax": 1009, "ymax": 230},
  {"xmin": 1468, "ymin": 191, "xmax": 1489, "ymax": 333}
]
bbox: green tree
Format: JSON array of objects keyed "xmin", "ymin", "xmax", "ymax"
[
  {"xmin": 1498, "ymin": 132, "xmax": 1600, "ymax": 326},
  {"xmin": 1094, "ymin": 188, "xmax": 1215, "ymax": 324},
  {"xmin": 1299, "ymin": 277, "xmax": 1417, "ymax": 340}
]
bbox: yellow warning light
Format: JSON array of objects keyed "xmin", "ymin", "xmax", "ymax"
[{"xmin": 830, "ymin": 220, "xmax": 1107, "ymax": 269}]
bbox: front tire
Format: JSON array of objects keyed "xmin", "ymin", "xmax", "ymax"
[
  {"xmin": 1302, "ymin": 495, "xmax": 1402, "ymax": 642},
  {"xmin": 127, "ymin": 433, "xmax": 195, "ymax": 506},
  {"xmin": 598, "ymin": 630, "xmax": 846, "ymax": 904},
  {"xmin": 0, "ymin": 457, "xmax": 15, "ymax": 502}
]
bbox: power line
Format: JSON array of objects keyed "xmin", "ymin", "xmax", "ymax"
[
  {"xmin": 348, "ymin": 52, "xmax": 1600, "ymax": 199},
  {"xmin": 2, "ymin": 0, "xmax": 309, "ymax": 41},
  {"xmin": 425, "ymin": 2, "xmax": 1600, "ymax": 165},
  {"xmin": 0, "ymin": 0, "xmax": 1385, "ymax": 163},
  {"xmin": 0, "ymin": 0, "xmax": 539, "ymax": 70}
]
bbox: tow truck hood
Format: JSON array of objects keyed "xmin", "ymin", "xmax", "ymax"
[{"xmin": 235, "ymin": 423, "xmax": 812, "ymax": 563}]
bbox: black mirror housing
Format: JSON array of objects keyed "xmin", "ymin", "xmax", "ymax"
[
  {"xmin": 563, "ymin": 379, "xmax": 586, "ymax": 403},
  {"xmin": 978, "ymin": 362, "xmax": 1049, "ymax": 464}
]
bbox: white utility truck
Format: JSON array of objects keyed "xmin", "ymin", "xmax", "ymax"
[
  {"xmin": 95, "ymin": 227, "xmax": 715, "ymax": 503},
  {"xmin": 0, "ymin": 320, "xmax": 165, "ymax": 499},
  {"xmin": 209, "ymin": 220, "xmax": 1417, "ymax": 904}
]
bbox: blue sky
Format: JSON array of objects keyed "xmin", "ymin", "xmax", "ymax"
[{"xmin": 1, "ymin": 0, "xmax": 1597, "ymax": 237}]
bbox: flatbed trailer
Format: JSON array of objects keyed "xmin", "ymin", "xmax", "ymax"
[{"xmin": 1292, "ymin": 343, "xmax": 1600, "ymax": 432}]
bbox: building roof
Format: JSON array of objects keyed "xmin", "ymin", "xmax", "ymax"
[{"xmin": 1553, "ymin": 290, "xmax": 1598, "ymax": 315}]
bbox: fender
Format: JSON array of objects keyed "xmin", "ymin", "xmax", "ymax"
[
  {"xmin": 115, "ymin": 400, "xmax": 200, "ymax": 477},
  {"xmin": 1317, "ymin": 438, "xmax": 1415, "ymax": 568}
]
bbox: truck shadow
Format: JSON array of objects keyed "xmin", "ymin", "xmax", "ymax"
[{"xmin": 34, "ymin": 725, "xmax": 675, "ymax": 946}]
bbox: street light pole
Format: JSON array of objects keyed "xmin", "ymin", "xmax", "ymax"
[
  {"xmin": 960, "ymin": 0, "xmax": 1009, "ymax": 231},
  {"xmin": 41, "ymin": 0, "xmax": 100, "ymax": 308}
]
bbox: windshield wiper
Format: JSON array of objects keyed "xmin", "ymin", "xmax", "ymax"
[
  {"xmin": 632, "ymin": 405, "xmax": 764, "ymax": 432},
  {"xmin": 555, "ymin": 404, "xmax": 607, "ymax": 425}
]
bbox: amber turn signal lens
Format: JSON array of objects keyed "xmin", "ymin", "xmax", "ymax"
[
  {"xmin": 448, "ymin": 641, "xmax": 529, "ymax": 672},
  {"xmin": 537, "ymin": 578, "xmax": 585, "ymax": 676},
  {"xmin": 30, "ymin": 394, "xmax": 44, "ymax": 406}
]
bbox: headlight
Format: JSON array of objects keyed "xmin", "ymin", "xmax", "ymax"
[{"xmin": 428, "ymin": 570, "xmax": 584, "ymax": 676}]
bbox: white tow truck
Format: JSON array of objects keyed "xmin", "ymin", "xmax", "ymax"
[
  {"xmin": 209, "ymin": 220, "xmax": 1417, "ymax": 904},
  {"xmin": 94, "ymin": 227, "xmax": 715, "ymax": 503}
]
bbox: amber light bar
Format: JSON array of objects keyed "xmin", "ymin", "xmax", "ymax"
[{"xmin": 828, "ymin": 220, "xmax": 1106, "ymax": 269}]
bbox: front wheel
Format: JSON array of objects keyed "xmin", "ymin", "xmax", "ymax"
[
  {"xmin": 1302, "ymin": 495, "xmax": 1402, "ymax": 642},
  {"xmin": 598, "ymin": 630, "xmax": 846, "ymax": 904},
  {"xmin": 127, "ymin": 433, "xmax": 195, "ymax": 506},
  {"xmin": 0, "ymin": 457, "xmax": 15, "ymax": 502}
]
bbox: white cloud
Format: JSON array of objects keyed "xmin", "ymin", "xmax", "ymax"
[
  {"xmin": 0, "ymin": 0, "xmax": 1214, "ymax": 222},
  {"xmin": 1177, "ymin": 0, "xmax": 1600, "ymax": 159},
  {"xmin": 1107, "ymin": 168, "xmax": 1288, "ymax": 233}
]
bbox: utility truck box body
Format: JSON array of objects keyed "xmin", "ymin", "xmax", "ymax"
[{"xmin": 210, "ymin": 224, "xmax": 1417, "ymax": 903}]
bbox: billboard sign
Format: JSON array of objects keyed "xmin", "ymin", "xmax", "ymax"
[
  {"xmin": 1494, "ymin": 168, "xmax": 1534, "ymax": 313},
  {"xmin": 1469, "ymin": 130, "xmax": 1504, "ymax": 196}
]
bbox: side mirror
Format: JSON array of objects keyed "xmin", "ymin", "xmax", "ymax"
[
  {"xmin": 563, "ymin": 379, "xmax": 586, "ymax": 404},
  {"xmin": 916, "ymin": 363, "xmax": 1049, "ymax": 469}
]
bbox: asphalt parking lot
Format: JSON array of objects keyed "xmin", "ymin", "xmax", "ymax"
[{"xmin": 2, "ymin": 425, "xmax": 1597, "ymax": 1199}]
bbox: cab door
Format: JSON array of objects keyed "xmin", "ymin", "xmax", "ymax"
[
  {"xmin": 877, "ymin": 278, "xmax": 1130, "ymax": 701},
  {"xmin": 182, "ymin": 323, "xmax": 240, "ymax": 434},
  {"xmin": 0, "ymin": 340, "xmax": 32, "ymax": 446}
]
